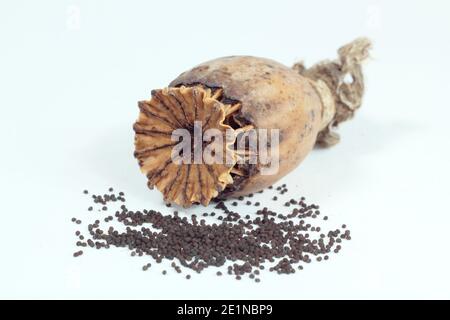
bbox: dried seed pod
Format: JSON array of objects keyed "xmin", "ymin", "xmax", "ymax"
[{"xmin": 134, "ymin": 38, "xmax": 371, "ymax": 207}]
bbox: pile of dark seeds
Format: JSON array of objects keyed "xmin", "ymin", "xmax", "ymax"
[{"xmin": 72, "ymin": 185, "xmax": 351, "ymax": 282}]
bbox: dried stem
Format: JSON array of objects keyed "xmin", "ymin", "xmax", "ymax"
[{"xmin": 293, "ymin": 37, "xmax": 372, "ymax": 147}]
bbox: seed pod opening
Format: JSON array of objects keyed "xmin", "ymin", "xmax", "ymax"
[
  {"xmin": 134, "ymin": 86, "xmax": 240, "ymax": 206},
  {"xmin": 134, "ymin": 38, "xmax": 371, "ymax": 207}
]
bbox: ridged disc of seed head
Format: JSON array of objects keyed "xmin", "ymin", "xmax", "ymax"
[{"xmin": 133, "ymin": 86, "xmax": 237, "ymax": 207}]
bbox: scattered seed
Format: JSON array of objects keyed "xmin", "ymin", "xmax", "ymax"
[
  {"xmin": 72, "ymin": 186, "xmax": 351, "ymax": 283},
  {"xmin": 73, "ymin": 250, "xmax": 83, "ymax": 257}
]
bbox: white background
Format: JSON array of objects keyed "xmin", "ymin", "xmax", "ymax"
[{"xmin": 1, "ymin": 0, "xmax": 449, "ymax": 299}]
